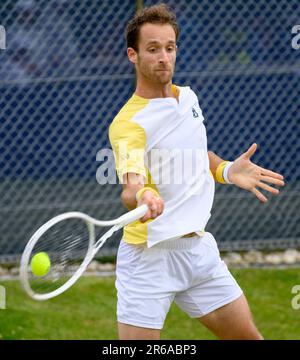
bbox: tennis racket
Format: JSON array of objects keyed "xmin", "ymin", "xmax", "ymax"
[{"xmin": 19, "ymin": 204, "xmax": 148, "ymax": 301}]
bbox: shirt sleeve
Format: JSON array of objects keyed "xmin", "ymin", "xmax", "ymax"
[{"xmin": 109, "ymin": 119, "xmax": 147, "ymax": 182}]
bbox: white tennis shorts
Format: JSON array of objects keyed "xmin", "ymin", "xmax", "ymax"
[{"xmin": 116, "ymin": 232, "xmax": 243, "ymax": 330}]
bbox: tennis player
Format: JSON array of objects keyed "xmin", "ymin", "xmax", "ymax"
[{"xmin": 109, "ymin": 4, "xmax": 284, "ymax": 340}]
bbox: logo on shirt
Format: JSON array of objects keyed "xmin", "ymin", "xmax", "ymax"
[{"xmin": 192, "ymin": 107, "xmax": 199, "ymax": 118}]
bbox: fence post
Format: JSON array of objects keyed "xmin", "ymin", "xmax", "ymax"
[
  {"xmin": 133, "ymin": 1, "xmax": 144, "ymax": 88},
  {"xmin": 136, "ymin": 0, "xmax": 143, "ymax": 13}
]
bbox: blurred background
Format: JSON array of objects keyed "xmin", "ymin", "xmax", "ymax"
[{"xmin": 1, "ymin": 0, "xmax": 300, "ymax": 264}]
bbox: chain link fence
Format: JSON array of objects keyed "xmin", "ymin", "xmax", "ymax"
[{"xmin": 0, "ymin": 0, "xmax": 299, "ymax": 263}]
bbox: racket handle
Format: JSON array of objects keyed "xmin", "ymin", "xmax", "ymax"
[{"xmin": 118, "ymin": 204, "xmax": 148, "ymax": 226}]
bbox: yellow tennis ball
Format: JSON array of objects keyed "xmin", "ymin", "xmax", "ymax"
[{"xmin": 30, "ymin": 252, "xmax": 51, "ymax": 277}]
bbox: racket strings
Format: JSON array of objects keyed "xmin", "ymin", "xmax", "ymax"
[{"xmin": 28, "ymin": 218, "xmax": 92, "ymax": 294}]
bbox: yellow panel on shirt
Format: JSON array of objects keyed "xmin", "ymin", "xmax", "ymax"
[
  {"xmin": 109, "ymin": 96, "xmax": 149, "ymax": 182},
  {"xmin": 109, "ymin": 95, "xmax": 157, "ymax": 244}
]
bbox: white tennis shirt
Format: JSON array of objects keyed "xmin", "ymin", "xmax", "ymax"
[{"xmin": 109, "ymin": 85, "xmax": 215, "ymax": 247}]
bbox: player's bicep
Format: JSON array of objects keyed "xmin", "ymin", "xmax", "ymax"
[{"xmin": 109, "ymin": 120, "xmax": 147, "ymax": 183}]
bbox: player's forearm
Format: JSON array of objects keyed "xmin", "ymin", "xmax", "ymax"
[
  {"xmin": 208, "ymin": 151, "xmax": 225, "ymax": 177},
  {"xmin": 120, "ymin": 172, "xmax": 164, "ymax": 223},
  {"xmin": 121, "ymin": 187, "xmax": 140, "ymax": 210},
  {"xmin": 120, "ymin": 173, "xmax": 144, "ymax": 210}
]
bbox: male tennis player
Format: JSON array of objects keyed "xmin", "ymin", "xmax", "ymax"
[{"xmin": 109, "ymin": 4, "xmax": 284, "ymax": 340}]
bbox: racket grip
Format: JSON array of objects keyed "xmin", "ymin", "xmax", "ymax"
[{"xmin": 118, "ymin": 204, "xmax": 148, "ymax": 226}]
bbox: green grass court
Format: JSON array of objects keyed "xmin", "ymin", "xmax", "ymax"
[{"xmin": 1, "ymin": 268, "xmax": 300, "ymax": 340}]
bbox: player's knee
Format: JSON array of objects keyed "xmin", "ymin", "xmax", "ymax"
[
  {"xmin": 245, "ymin": 325, "xmax": 264, "ymax": 340},
  {"xmin": 231, "ymin": 321, "xmax": 263, "ymax": 340},
  {"xmin": 118, "ymin": 322, "xmax": 160, "ymax": 340},
  {"xmin": 220, "ymin": 326, "xmax": 263, "ymax": 340}
]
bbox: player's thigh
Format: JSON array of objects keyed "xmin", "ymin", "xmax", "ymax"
[
  {"xmin": 198, "ymin": 294, "xmax": 263, "ymax": 340},
  {"xmin": 118, "ymin": 322, "xmax": 160, "ymax": 340}
]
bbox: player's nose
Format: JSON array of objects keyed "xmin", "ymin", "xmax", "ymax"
[{"xmin": 158, "ymin": 49, "xmax": 169, "ymax": 63}]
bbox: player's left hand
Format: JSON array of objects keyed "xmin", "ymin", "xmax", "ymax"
[{"xmin": 228, "ymin": 143, "xmax": 285, "ymax": 202}]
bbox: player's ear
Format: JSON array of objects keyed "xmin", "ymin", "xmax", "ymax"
[{"xmin": 127, "ymin": 47, "xmax": 137, "ymax": 64}]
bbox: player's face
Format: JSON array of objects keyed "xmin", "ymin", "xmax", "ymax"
[{"xmin": 133, "ymin": 23, "xmax": 177, "ymax": 85}]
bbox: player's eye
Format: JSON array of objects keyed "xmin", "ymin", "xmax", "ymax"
[{"xmin": 148, "ymin": 48, "xmax": 156, "ymax": 53}]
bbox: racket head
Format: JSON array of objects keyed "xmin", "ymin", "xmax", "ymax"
[
  {"xmin": 20, "ymin": 205, "xmax": 148, "ymax": 300},
  {"xmin": 20, "ymin": 212, "xmax": 95, "ymax": 300}
]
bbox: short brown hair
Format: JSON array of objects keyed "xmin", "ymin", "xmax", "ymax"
[{"xmin": 125, "ymin": 3, "xmax": 180, "ymax": 51}]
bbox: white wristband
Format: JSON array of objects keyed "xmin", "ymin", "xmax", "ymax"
[{"xmin": 223, "ymin": 161, "xmax": 234, "ymax": 184}]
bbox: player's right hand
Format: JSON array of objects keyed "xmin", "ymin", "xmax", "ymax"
[{"xmin": 137, "ymin": 190, "xmax": 164, "ymax": 223}]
